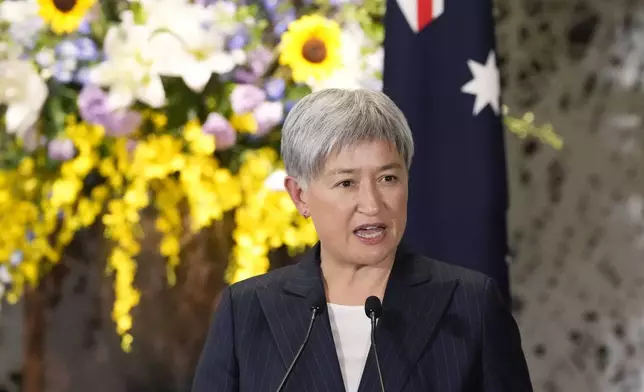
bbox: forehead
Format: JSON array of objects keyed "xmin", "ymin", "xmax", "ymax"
[{"xmin": 323, "ymin": 140, "xmax": 404, "ymax": 173}]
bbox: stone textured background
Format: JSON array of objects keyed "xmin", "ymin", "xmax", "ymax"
[
  {"xmin": 500, "ymin": 0, "xmax": 644, "ymax": 391},
  {"xmin": 2, "ymin": 0, "xmax": 644, "ymax": 390}
]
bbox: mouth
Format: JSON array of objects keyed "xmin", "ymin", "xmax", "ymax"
[{"xmin": 353, "ymin": 223, "xmax": 387, "ymax": 240}]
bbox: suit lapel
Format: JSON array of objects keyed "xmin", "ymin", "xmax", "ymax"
[
  {"xmin": 257, "ymin": 244, "xmax": 346, "ymax": 392},
  {"xmin": 358, "ymin": 248, "xmax": 458, "ymax": 392}
]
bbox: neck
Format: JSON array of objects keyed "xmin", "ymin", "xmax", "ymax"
[{"xmin": 320, "ymin": 251, "xmax": 394, "ymax": 306}]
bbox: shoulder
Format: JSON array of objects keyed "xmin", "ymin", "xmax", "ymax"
[
  {"xmin": 412, "ymin": 253, "xmax": 490, "ymax": 289},
  {"xmin": 226, "ymin": 263, "xmax": 300, "ymax": 302},
  {"xmin": 407, "ymin": 253, "xmax": 505, "ymax": 309}
]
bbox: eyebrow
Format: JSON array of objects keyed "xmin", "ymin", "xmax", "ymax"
[{"xmin": 327, "ymin": 163, "xmax": 403, "ymax": 176}]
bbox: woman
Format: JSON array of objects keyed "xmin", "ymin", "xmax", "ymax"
[{"xmin": 192, "ymin": 89, "xmax": 532, "ymax": 392}]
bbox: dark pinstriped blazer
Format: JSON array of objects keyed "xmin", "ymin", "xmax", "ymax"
[{"xmin": 192, "ymin": 242, "xmax": 533, "ymax": 392}]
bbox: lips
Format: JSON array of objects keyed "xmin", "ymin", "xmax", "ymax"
[
  {"xmin": 353, "ymin": 223, "xmax": 387, "ymax": 232},
  {"xmin": 353, "ymin": 223, "xmax": 387, "ymax": 243}
]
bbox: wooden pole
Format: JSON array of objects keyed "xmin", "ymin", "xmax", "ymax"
[{"xmin": 23, "ymin": 283, "xmax": 45, "ymax": 392}]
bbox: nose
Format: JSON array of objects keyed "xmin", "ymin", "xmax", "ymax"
[{"xmin": 357, "ymin": 181, "xmax": 381, "ymax": 215}]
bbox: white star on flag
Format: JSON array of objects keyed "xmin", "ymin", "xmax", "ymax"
[{"xmin": 460, "ymin": 50, "xmax": 500, "ymax": 116}]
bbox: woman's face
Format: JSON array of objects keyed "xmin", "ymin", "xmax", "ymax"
[{"xmin": 286, "ymin": 139, "xmax": 408, "ymax": 267}]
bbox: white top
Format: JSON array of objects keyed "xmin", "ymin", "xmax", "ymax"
[{"xmin": 327, "ymin": 303, "xmax": 372, "ymax": 392}]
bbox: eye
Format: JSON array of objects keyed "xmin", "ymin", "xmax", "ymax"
[
  {"xmin": 381, "ymin": 175, "xmax": 398, "ymax": 183},
  {"xmin": 336, "ymin": 180, "xmax": 354, "ymax": 188}
]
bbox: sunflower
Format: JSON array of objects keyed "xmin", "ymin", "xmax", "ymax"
[
  {"xmin": 38, "ymin": 0, "xmax": 96, "ymax": 35},
  {"xmin": 279, "ymin": 15, "xmax": 343, "ymax": 84}
]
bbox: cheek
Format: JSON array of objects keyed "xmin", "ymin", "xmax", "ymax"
[{"xmin": 384, "ymin": 186, "xmax": 408, "ymax": 211}]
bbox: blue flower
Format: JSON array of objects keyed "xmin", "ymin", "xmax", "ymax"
[
  {"xmin": 56, "ymin": 40, "xmax": 80, "ymax": 60},
  {"xmin": 273, "ymin": 9, "xmax": 296, "ymax": 35},
  {"xmin": 74, "ymin": 67, "xmax": 91, "ymax": 84},
  {"xmin": 74, "ymin": 37, "xmax": 99, "ymax": 61},
  {"xmin": 227, "ymin": 32, "xmax": 248, "ymax": 50},
  {"xmin": 265, "ymin": 78, "xmax": 285, "ymax": 100},
  {"xmin": 35, "ymin": 49, "xmax": 56, "ymax": 68},
  {"xmin": 284, "ymin": 100, "xmax": 298, "ymax": 113},
  {"xmin": 9, "ymin": 251, "xmax": 23, "ymax": 266},
  {"xmin": 78, "ymin": 18, "xmax": 92, "ymax": 35},
  {"xmin": 262, "ymin": 0, "xmax": 279, "ymax": 15},
  {"xmin": 52, "ymin": 61, "xmax": 75, "ymax": 83}
]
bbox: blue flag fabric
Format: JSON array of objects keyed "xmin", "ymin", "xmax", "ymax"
[{"xmin": 383, "ymin": 0, "xmax": 510, "ymax": 300}]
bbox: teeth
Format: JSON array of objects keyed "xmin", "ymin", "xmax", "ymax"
[{"xmin": 355, "ymin": 227, "xmax": 385, "ymax": 239}]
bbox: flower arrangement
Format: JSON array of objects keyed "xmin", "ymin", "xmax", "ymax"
[
  {"xmin": 0, "ymin": 0, "xmax": 384, "ymax": 350},
  {"xmin": 0, "ymin": 0, "xmax": 560, "ymax": 349}
]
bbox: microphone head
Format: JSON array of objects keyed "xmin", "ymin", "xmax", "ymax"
[
  {"xmin": 364, "ymin": 296, "xmax": 383, "ymax": 319},
  {"xmin": 310, "ymin": 295, "xmax": 326, "ymax": 315}
]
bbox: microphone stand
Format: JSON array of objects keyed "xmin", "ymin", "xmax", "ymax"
[
  {"xmin": 368, "ymin": 311, "xmax": 386, "ymax": 392},
  {"xmin": 276, "ymin": 305, "xmax": 322, "ymax": 392}
]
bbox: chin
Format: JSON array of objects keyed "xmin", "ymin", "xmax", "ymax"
[{"xmin": 350, "ymin": 233, "xmax": 399, "ymax": 265}]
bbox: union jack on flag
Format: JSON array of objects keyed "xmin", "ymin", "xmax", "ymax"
[{"xmin": 395, "ymin": 0, "xmax": 444, "ymax": 33}]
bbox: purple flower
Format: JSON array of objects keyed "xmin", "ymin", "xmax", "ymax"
[
  {"xmin": 78, "ymin": 85, "xmax": 141, "ymax": 136},
  {"xmin": 234, "ymin": 47, "xmax": 273, "ymax": 83},
  {"xmin": 265, "ymin": 78, "xmax": 285, "ymax": 100},
  {"xmin": 126, "ymin": 139, "xmax": 138, "ymax": 153},
  {"xmin": 103, "ymin": 110, "xmax": 142, "ymax": 137},
  {"xmin": 78, "ymin": 84, "xmax": 110, "ymax": 124},
  {"xmin": 203, "ymin": 112, "xmax": 236, "ymax": 150},
  {"xmin": 230, "ymin": 84, "xmax": 266, "ymax": 113},
  {"xmin": 254, "ymin": 101, "xmax": 284, "ymax": 136},
  {"xmin": 249, "ymin": 46, "xmax": 273, "ymax": 75},
  {"xmin": 47, "ymin": 138, "xmax": 75, "ymax": 161},
  {"xmin": 21, "ymin": 127, "xmax": 39, "ymax": 153}
]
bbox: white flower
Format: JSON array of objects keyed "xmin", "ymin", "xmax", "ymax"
[
  {"xmin": 0, "ymin": 264, "xmax": 10, "ymax": 311},
  {"xmin": 149, "ymin": 27, "xmax": 238, "ymax": 92},
  {"xmin": 0, "ymin": 59, "xmax": 48, "ymax": 137},
  {"xmin": 264, "ymin": 170, "xmax": 287, "ymax": 191},
  {"xmin": 0, "ymin": 0, "xmax": 38, "ymax": 24},
  {"xmin": 310, "ymin": 23, "xmax": 383, "ymax": 92},
  {"xmin": 143, "ymin": 0, "xmax": 241, "ymax": 92},
  {"xmin": 89, "ymin": 15, "xmax": 166, "ymax": 110}
]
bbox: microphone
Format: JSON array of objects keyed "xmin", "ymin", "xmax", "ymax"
[
  {"xmin": 365, "ymin": 296, "xmax": 385, "ymax": 392},
  {"xmin": 276, "ymin": 298, "xmax": 325, "ymax": 392}
]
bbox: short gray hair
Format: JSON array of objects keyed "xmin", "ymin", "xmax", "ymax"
[{"xmin": 280, "ymin": 88, "xmax": 414, "ymax": 186}]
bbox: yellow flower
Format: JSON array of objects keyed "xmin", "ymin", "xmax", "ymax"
[
  {"xmin": 279, "ymin": 15, "xmax": 343, "ymax": 83},
  {"xmin": 230, "ymin": 113, "xmax": 258, "ymax": 134},
  {"xmin": 184, "ymin": 119, "xmax": 216, "ymax": 155},
  {"xmin": 38, "ymin": 0, "xmax": 96, "ymax": 35}
]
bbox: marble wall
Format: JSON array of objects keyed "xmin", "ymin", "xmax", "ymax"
[{"xmin": 499, "ymin": 0, "xmax": 644, "ymax": 390}]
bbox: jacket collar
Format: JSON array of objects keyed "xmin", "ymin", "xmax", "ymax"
[
  {"xmin": 282, "ymin": 241, "xmax": 432, "ymax": 299},
  {"xmin": 259, "ymin": 242, "xmax": 457, "ymax": 392}
]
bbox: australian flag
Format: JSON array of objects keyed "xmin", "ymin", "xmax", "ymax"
[{"xmin": 383, "ymin": 0, "xmax": 510, "ymax": 300}]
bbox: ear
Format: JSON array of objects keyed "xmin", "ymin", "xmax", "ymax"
[{"xmin": 284, "ymin": 175, "xmax": 309, "ymax": 217}]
